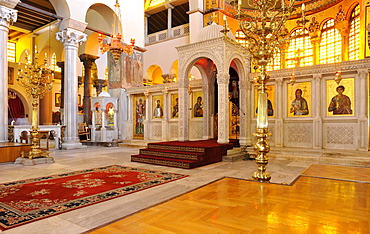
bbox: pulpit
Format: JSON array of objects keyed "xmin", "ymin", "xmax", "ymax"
[{"xmin": 90, "ymin": 92, "xmax": 118, "ymax": 142}]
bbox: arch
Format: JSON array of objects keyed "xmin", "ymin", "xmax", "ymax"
[
  {"xmin": 170, "ymin": 60, "xmax": 178, "ymax": 81},
  {"xmin": 146, "ymin": 65, "xmax": 163, "ymax": 84},
  {"xmin": 8, "ymin": 88, "xmax": 29, "ymax": 125}
]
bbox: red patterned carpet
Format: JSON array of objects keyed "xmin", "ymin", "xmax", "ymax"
[{"xmin": 0, "ymin": 165, "xmax": 187, "ymax": 231}]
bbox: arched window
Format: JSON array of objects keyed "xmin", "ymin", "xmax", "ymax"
[
  {"xmin": 51, "ymin": 53, "xmax": 61, "ymax": 72},
  {"xmin": 266, "ymin": 48, "xmax": 281, "ymax": 71},
  {"xmin": 286, "ymin": 28, "xmax": 313, "ymax": 68},
  {"xmin": 235, "ymin": 29, "xmax": 248, "ymax": 48},
  {"xmin": 319, "ymin": 19, "xmax": 342, "ymax": 64},
  {"xmin": 348, "ymin": 4, "xmax": 360, "ymax": 61}
]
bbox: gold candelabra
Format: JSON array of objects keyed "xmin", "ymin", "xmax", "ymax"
[
  {"xmin": 17, "ymin": 50, "xmax": 54, "ymax": 159},
  {"xmin": 232, "ymin": 0, "xmax": 302, "ymax": 181},
  {"xmin": 98, "ymin": 0, "xmax": 135, "ymax": 62}
]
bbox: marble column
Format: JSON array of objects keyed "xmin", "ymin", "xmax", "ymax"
[
  {"xmin": 274, "ymin": 78, "xmax": 284, "ymax": 147},
  {"xmin": 143, "ymin": 92, "xmax": 150, "ymax": 141},
  {"xmin": 126, "ymin": 94, "xmax": 133, "ymax": 140},
  {"xmin": 202, "ymin": 80, "xmax": 211, "ymax": 139},
  {"xmin": 217, "ymin": 72, "xmax": 230, "ymax": 144},
  {"xmin": 166, "ymin": 3, "xmax": 173, "ymax": 38},
  {"xmin": 79, "ymin": 53, "xmax": 99, "ymax": 125},
  {"xmin": 56, "ymin": 25, "xmax": 87, "ymax": 150},
  {"xmin": 100, "ymin": 107, "xmax": 106, "ymax": 142},
  {"xmin": 357, "ymin": 69, "xmax": 368, "ymax": 150},
  {"xmin": 312, "ymin": 74, "xmax": 322, "ymax": 149},
  {"xmin": 238, "ymin": 68, "xmax": 249, "ymax": 146},
  {"xmin": 0, "ymin": 2, "xmax": 17, "ymax": 142},
  {"xmin": 162, "ymin": 87, "xmax": 169, "ymax": 141},
  {"xmin": 178, "ymin": 75, "xmax": 189, "ymax": 141}
]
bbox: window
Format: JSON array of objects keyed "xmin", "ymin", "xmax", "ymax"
[
  {"xmin": 286, "ymin": 28, "xmax": 313, "ymax": 68},
  {"xmin": 348, "ymin": 5, "xmax": 360, "ymax": 61},
  {"xmin": 266, "ymin": 49, "xmax": 281, "ymax": 71},
  {"xmin": 7, "ymin": 41, "xmax": 16, "ymax": 63},
  {"xmin": 235, "ymin": 29, "xmax": 247, "ymax": 47},
  {"xmin": 319, "ymin": 19, "xmax": 342, "ymax": 64},
  {"xmin": 149, "ymin": 0, "xmax": 165, "ymax": 8},
  {"xmin": 51, "ymin": 53, "xmax": 61, "ymax": 72}
]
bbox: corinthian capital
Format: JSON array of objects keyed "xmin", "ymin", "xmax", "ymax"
[
  {"xmin": 217, "ymin": 72, "xmax": 230, "ymax": 85},
  {"xmin": 0, "ymin": 5, "xmax": 17, "ymax": 27},
  {"xmin": 56, "ymin": 28, "xmax": 87, "ymax": 47}
]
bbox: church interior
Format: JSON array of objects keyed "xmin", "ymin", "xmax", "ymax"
[{"xmin": 0, "ymin": 0, "xmax": 370, "ymax": 233}]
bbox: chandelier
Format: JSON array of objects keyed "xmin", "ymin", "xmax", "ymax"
[
  {"xmin": 17, "ymin": 49, "xmax": 54, "ymax": 159},
  {"xmin": 98, "ymin": 0, "xmax": 135, "ymax": 62},
  {"xmin": 232, "ymin": 0, "xmax": 304, "ymax": 182}
]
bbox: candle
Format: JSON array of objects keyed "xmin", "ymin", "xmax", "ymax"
[
  {"xmin": 238, "ymin": 0, "xmax": 241, "ymax": 11},
  {"xmin": 301, "ymin": 3, "xmax": 305, "ymax": 11}
]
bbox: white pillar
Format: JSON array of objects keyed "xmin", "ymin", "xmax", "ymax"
[
  {"xmin": 357, "ymin": 70, "xmax": 368, "ymax": 150},
  {"xmin": 91, "ymin": 108, "xmax": 96, "ymax": 142},
  {"xmin": 162, "ymin": 88, "xmax": 169, "ymax": 141},
  {"xmin": 312, "ymin": 74, "xmax": 322, "ymax": 149},
  {"xmin": 101, "ymin": 108, "xmax": 106, "ymax": 142},
  {"xmin": 114, "ymin": 107, "xmax": 118, "ymax": 139},
  {"xmin": 217, "ymin": 72, "xmax": 230, "ymax": 144},
  {"xmin": 166, "ymin": 5, "xmax": 173, "ymax": 38},
  {"xmin": 178, "ymin": 82, "xmax": 189, "ymax": 141},
  {"xmin": 56, "ymin": 23, "xmax": 87, "ymax": 149},
  {"xmin": 239, "ymin": 68, "xmax": 249, "ymax": 146},
  {"xmin": 0, "ymin": 3, "xmax": 17, "ymax": 142},
  {"xmin": 202, "ymin": 81, "xmax": 211, "ymax": 139},
  {"xmin": 126, "ymin": 94, "xmax": 133, "ymax": 140},
  {"xmin": 274, "ymin": 78, "xmax": 284, "ymax": 147},
  {"xmin": 188, "ymin": 8, "xmax": 203, "ymax": 43}
]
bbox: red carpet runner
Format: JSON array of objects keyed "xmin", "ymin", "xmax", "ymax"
[
  {"xmin": 0, "ymin": 165, "xmax": 187, "ymax": 230},
  {"xmin": 131, "ymin": 139, "xmax": 234, "ymax": 169}
]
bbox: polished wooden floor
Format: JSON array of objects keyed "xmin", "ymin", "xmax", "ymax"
[{"xmin": 90, "ymin": 165, "xmax": 370, "ymax": 233}]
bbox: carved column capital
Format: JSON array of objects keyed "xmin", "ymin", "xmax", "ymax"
[
  {"xmin": 0, "ymin": 5, "xmax": 16, "ymax": 28},
  {"xmin": 358, "ymin": 69, "xmax": 368, "ymax": 80},
  {"xmin": 56, "ymin": 28, "xmax": 87, "ymax": 47},
  {"xmin": 79, "ymin": 53, "xmax": 99, "ymax": 69},
  {"xmin": 313, "ymin": 74, "xmax": 322, "ymax": 81},
  {"xmin": 276, "ymin": 78, "xmax": 283, "ymax": 86},
  {"xmin": 217, "ymin": 72, "xmax": 229, "ymax": 85}
]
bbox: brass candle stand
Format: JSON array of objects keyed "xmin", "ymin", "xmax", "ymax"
[
  {"xmin": 17, "ymin": 50, "xmax": 54, "ymax": 159},
  {"xmin": 232, "ymin": 0, "xmax": 301, "ymax": 181}
]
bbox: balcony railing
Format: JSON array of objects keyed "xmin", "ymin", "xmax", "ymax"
[{"xmin": 146, "ymin": 24, "xmax": 189, "ymax": 45}]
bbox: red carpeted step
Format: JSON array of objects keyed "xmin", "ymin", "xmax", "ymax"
[
  {"xmin": 139, "ymin": 148, "xmax": 204, "ymax": 161},
  {"xmin": 132, "ymin": 140, "xmax": 233, "ymax": 169},
  {"xmin": 131, "ymin": 154, "xmax": 200, "ymax": 169}
]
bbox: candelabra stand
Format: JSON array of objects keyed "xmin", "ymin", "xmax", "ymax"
[
  {"xmin": 232, "ymin": 0, "xmax": 301, "ymax": 181},
  {"xmin": 17, "ymin": 51, "xmax": 54, "ymax": 159}
]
